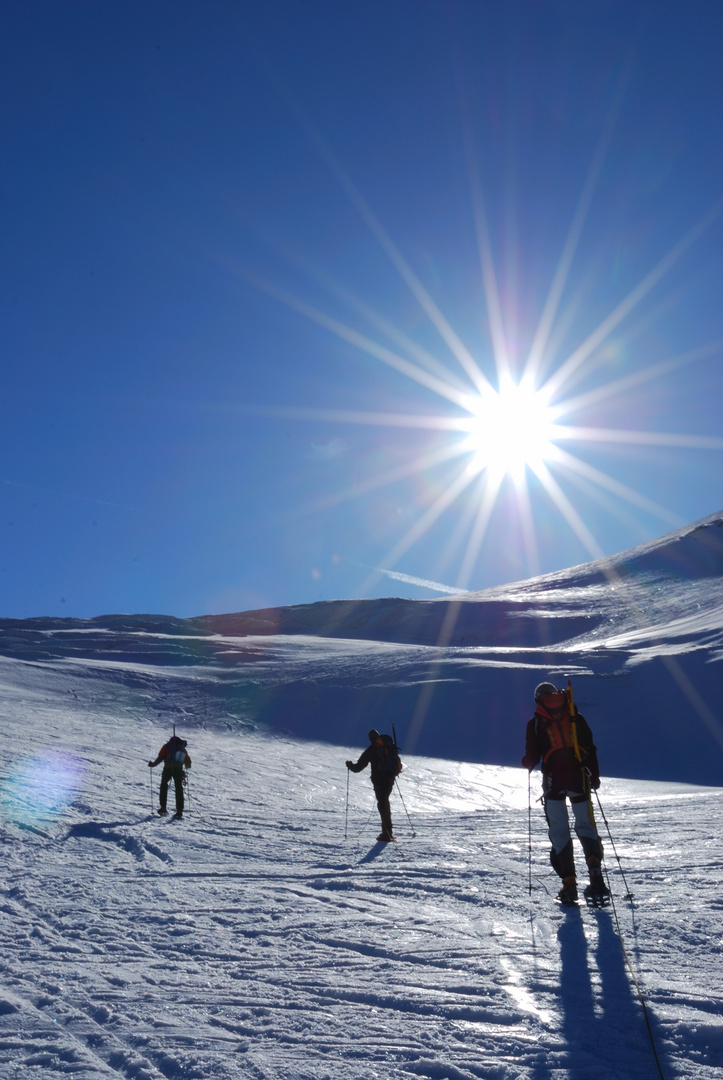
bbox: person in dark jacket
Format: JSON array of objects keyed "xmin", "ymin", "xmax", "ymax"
[
  {"xmin": 346, "ymin": 729, "xmax": 400, "ymax": 842},
  {"xmin": 522, "ymin": 682, "xmax": 608, "ymax": 904},
  {"xmin": 149, "ymin": 734, "xmax": 192, "ymax": 819}
]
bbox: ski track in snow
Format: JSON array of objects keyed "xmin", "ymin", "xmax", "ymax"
[{"xmin": 1, "ymin": 670, "xmax": 723, "ymax": 1079}]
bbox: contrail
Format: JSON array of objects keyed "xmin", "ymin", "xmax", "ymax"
[{"xmin": 376, "ymin": 567, "xmax": 469, "ymax": 596}]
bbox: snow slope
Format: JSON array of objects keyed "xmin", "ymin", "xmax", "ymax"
[
  {"xmin": 1, "ymin": 654, "xmax": 722, "ymax": 1080},
  {"xmin": 1, "ymin": 511, "xmax": 722, "ymax": 784}
]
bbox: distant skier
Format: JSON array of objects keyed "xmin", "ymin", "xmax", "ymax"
[
  {"xmin": 522, "ymin": 682, "xmax": 609, "ymax": 906},
  {"xmin": 346, "ymin": 729, "xmax": 402, "ymax": 842},
  {"xmin": 148, "ymin": 734, "xmax": 191, "ymax": 819}
]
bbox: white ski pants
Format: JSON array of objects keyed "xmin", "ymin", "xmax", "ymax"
[{"xmin": 545, "ymin": 796, "xmax": 599, "ymax": 855}]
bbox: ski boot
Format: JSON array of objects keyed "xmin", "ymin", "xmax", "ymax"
[
  {"xmin": 377, "ymin": 832, "xmax": 395, "ymax": 842},
  {"xmin": 556, "ymin": 876, "xmax": 578, "ymax": 905},
  {"xmin": 584, "ymin": 870, "xmax": 610, "ymax": 907},
  {"xmin": 157, "ymin": 808, "xmax": 168, "ymax": 816}
]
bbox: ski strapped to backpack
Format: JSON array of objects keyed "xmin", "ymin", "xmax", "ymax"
[{"xmin": 566, "ymin": 680, "xmax": 582, "ymax": 763}]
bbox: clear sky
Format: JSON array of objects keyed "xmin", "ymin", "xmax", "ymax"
[{"xmin": 2, "ymin": 0, "xmax": 723, "ymax": 619}]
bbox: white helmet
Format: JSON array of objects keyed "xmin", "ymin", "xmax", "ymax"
[{"xmin": 534, "ymin": 681, "xmax": 559, "ymax": 702}]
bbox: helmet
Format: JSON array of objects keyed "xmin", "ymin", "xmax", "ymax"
[
  {"xmin": 534, "ymin": 682, "xmax": 559, "ymax": 702},
  {"xmin": 368, "ymin": 728, "xmax": 380, "ymax": 742}
]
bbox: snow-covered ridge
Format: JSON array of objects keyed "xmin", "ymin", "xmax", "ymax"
[{"xmin": 1, "ymin": 512, "xmax": 722, "ymax": 784}]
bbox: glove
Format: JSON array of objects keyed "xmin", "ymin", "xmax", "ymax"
[
  {"xmin": 345, "ymin": 760, "xmax": 353, "ymax": 769},
  {"xmin": 591, "ymin": 776, "xmax": 600, "ymax": 790},
  {"xmin": 521, "ymin": 756, "xmax": 534, "ymax": 772},
  {"xmin": 148, "ymin": 761, "xmax": 154, "ymax": 767}
]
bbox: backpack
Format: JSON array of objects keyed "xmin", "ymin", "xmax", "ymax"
[
  {"xmin": 535, "ymin": 685, "xmax": 581, "ymax": 765},
  {"xmin": 167, "ymin": 735, "xmax": 187, "ymax": 766},
  {"xmin": 372, "ymin": 733, "xmax": 402, "ymax": 774}
]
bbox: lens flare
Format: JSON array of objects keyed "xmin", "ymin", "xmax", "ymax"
[{"xmin": 1, "ymin": 751, "xmax": 85, "ymax": 825}]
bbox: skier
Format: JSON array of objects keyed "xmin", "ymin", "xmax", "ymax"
[
  {"xmin": 148, "ymin": 734, "xmax": 191, "ymax": 819},
  {"xmin": 522, "ymin": 682, "xmax": 609, "ymax": 905},
  {"xmin": 346, "ymin": 729, "xmax": 402, "ymax": 842}
]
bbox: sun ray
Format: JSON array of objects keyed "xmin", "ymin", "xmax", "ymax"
[
  {"xmin": 554, "ymin": 427, "xmax": 723, "ymax": 449},
  {"xmin": 661, "ymin": 657, "xmax": 723, "ymax": 752},
  {"xmin": 233, "ymin": 266, "xmax": 477, "ymax": 410},
  {"xmin": 295, "ymin": 441, "xmax": 471, "ymax": 517},
  {"xmin": 436, "ymin": 471, "xmax": 490, "ymax": 579},
  {"xmin": 542, "ymin": 196, "xmax": 723, "ymax": 399},
  {"xmin": 513, "ymin": 469, "xmax": 542, "ymax": 581},
  {"xmin": 462, "ymin": 124, "xmax": 511, "ymax": 384},
  {"xmin": 553, "ymin": 458, "xmax": 674, "ymax": 537},
  {"xmin": 287, "ymin": 111, "xmax": 492, "ymax": 395},
  {"xmin": 237, "ymin": 404, "xmax": 474, "ymax": 432},
  {"xmin": 358, "ymin": 465, "xmax": 479, "ymax": 595},
  {"xmin": 457, "ymin": 469, "xmax": 505, "ymax": 588},
  {"xmin": 549, "ymin": 445, "xmax": 684, "ymax": 526},
  {"xmin": 251, "ymin": 48, "xmax": 491, "ymax": 392},
  {"xmin": 524, "ymin": 64, "xmax": 630, "ymax": 385},
  {"xmin": 550, "ymin": 339, "xmax": 723, "ymax": 420},
  {"xmin": 529, "ymin": 462, "xmax": 606, "ymax": 559},
  {"xmin": 240, "ymin": 222, "xmax": 474, "ymax": 392}
]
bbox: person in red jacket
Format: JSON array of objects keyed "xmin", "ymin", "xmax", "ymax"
[
  {"xmin": 522, "ymin": 682, "xmax": 608, "ymax": 905},
  {"xmin": 148, "ymin": 734, "xmax": 191, "ymax": 819}
]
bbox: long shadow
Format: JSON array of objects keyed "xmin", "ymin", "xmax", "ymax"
[
  {"xmin": 595, "ymin": 911, "xmax": 672, "ymax": 1080},
  {"xmin": 557, "ymin": 907, "xmax": 672, "ymax": 1079},
  {"xmin": 557, "ymin": 909, "xmax": 598, "ymax": 1072},
  {"xmin": 358, "ymin": 842, "xmax": 389, "ymax": 865}
]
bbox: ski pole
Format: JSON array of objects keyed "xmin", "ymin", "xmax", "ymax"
[
  {"xmin": 149, "ymin": 764, "xmax": 154, "ymax": 813},
  {"xmin": 344, "ymin": 767, "xmax": 350, "ymax": 840},
  {"xmin": 394, "ymin": 777, "xmax": 416, "ymax": 837},
  {"xmin": 527, "ymin": 771, "xmax": 533, "ymax": 895},
  {"xmin": 593, "ymin": 787, "xmax": 634, "ymax": 901}
]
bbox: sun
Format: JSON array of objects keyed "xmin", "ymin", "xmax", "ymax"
[
  {"xmin": 241, "ymin": 109, "xmax": 723, "ymax": 598},
  {"xmin": 462, "ymin": 380, "xmax": 558, "ymax": 480}
]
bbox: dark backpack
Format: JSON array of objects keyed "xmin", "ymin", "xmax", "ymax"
[
  {"xmin": 167, "ymin": 736, "xmax": 187, "ymax": 766},
  {"xmin": 372, "ymin": 733, "xmax": 402, "ymax": 774}
]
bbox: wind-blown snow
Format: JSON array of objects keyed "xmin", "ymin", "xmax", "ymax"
[{"xmin": 1, "ymin": 513, "xmax": 723, "ymax": 1077}]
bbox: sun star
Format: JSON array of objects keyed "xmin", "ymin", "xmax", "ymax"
[{"xmin": 463, "ymin": 381, "xmax": 557, "ymax": 480}]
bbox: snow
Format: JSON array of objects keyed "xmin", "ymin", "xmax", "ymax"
[{"xmin": 1, "ymin": 512, "xmax": 723, "ymax": 1077}]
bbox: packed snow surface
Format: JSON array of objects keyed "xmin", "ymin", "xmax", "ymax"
[
  {"xmin": 2, "ymin": 512, "xmax": 723, "ymax": 1077},
  {"xmin": 1, "ymin": 656, "xmax": 722, "ymax": 1080}
]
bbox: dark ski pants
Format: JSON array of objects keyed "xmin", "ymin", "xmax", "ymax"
[
  {"xmin": 544, "ymin": 794, "xmax": 603, "ymax": 879},
  {"xmin": 373, "ymin": 775, "xmax": 395, "ymax": 838},
  {"xmin": 160, "ymin": 765, "xmax": 185, "ymax": 815}
]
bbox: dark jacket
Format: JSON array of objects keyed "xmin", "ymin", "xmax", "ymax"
[
  {"xmin": 348, "ymin": 745, "xmax": 381, "ymax": 781},
  {"xmin": 347, "ymin": 735, "xmax": 400, "ymax": 786},
  {"xmin": 522, "ymin": 707, "xmax": 599, "ymax": 789}
]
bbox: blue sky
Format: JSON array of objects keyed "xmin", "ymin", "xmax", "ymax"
[{"xmin": 2, "ymin": 0, "xmax": 723, "ymax": 619}]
